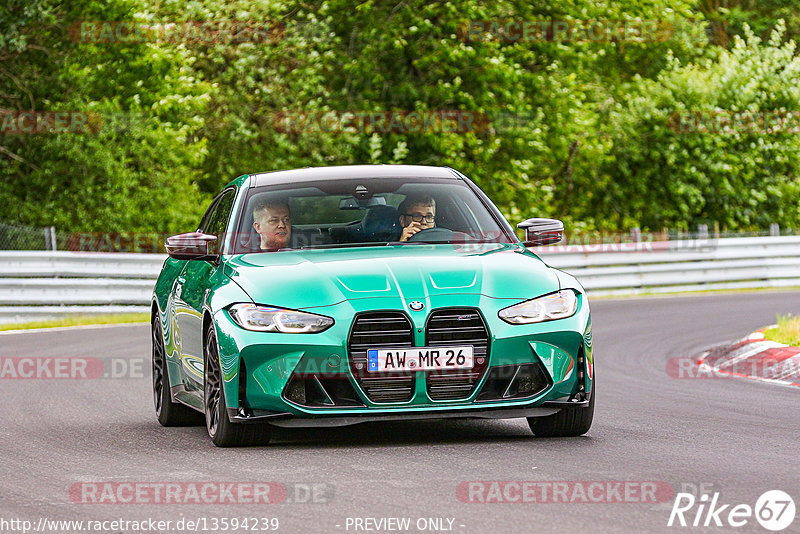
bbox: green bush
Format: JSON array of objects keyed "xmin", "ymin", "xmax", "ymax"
[{"xmin": 589, "ymin": 22, "xmax": 800, "ymax": 231}]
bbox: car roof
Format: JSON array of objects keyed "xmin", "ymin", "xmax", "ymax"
[{"xmin": 250, "ymin": 165, "xmax": 461, "ymax": 187}]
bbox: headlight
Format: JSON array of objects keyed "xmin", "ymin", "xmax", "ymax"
[
  {"xmin": 498, "ymin": 290, "xmax": 578, "ymax": 324},
  {"xmin": 228, "ymin": 303, "xmax": 334, "ymax": 333}
]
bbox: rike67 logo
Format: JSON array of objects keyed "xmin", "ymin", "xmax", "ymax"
[{"xmin": 668, "ymin": 490, "xmax": 795, "ymax": 531}]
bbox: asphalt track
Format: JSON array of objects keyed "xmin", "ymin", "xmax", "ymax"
[{"xmin": 1, "ymin": 291, "xmax": 798, "ymax": 534}]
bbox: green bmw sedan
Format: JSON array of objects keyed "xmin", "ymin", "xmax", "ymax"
[{"xmin": 151, "ymin": 165, "xmax": 594, "ymax": 446}]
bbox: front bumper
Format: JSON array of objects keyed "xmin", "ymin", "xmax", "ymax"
[
  {"xmin": 212, "ymin": 292, "xmax": 593, "ymax": 423},
  {"xmin": 226, "ymin": 398, "xmax": 591, "ymax": 427}
]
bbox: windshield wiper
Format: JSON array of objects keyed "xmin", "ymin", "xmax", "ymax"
[
  {"xmin": 297, "ymin": 242, "xmax": 389, "ymax": 250},
  {"xmin": 387, "ymin": 239, "xmax": 506, "ymax": 246},
  {"xmin": 296, "ymin": 239, "xmax": 509, "ymax": 250}
]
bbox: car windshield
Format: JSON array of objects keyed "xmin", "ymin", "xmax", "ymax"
[{"xmin": 232, "ymin": 176, "xmax": 514, "ymax": 253}]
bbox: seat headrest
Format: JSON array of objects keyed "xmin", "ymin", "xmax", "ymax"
[{"xmin": 361, "ymin": 205, "xmax": 400, "ymax": 241}]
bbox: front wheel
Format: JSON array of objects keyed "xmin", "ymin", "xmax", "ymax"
[
  {"xmin": 204, "ymin": 326, "xmax": 271, "ymax": 447},
  {"xmin": 528, "ymin": 380, "xmax": 595, "ymax": 437},
  {"xmin": 152, "ymin": 314, "xmax": 203, "ymax": 427}
]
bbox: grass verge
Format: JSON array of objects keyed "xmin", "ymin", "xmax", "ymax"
[
  {"xmin": 763, "ymin": 315, "xmax": 800, "ymax": 346},
  {"xmin": 0, "ymin": 313, "xmax": 149, "ymax": 331}
]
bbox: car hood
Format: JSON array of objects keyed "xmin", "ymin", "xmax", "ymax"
[{"xmin": 223, "ymin": 243, "xmax": 560, "ymax": 308}]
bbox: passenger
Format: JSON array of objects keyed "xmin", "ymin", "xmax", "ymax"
[
  {"xmin": 252, "ymin": 198, "xmax": 292, "ymax": 250},
  {"xmin": 398, "ymin": 195, "xmax": 436, "ymax": 242}
]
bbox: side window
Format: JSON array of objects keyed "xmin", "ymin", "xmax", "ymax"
[
  {"xmin": 197, "ymin": 200, "xmax": 217, "ymax": 232},
  {"xmin": 201, "ymin": 189, "xmax": 236, "ymax": 253}
]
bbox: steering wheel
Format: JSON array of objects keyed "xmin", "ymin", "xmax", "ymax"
[{"xmin": 407, "ymin": 227, "xmax": 456, "ymax": 242}]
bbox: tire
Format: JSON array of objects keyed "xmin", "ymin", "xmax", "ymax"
[
  {"xmin": 528, "ymin": 379, "xmax": 595, "ymax": 437},
  {"xmin": 204, "ymin": 326, "xmax": 271, "ymax": 447},
  {"xmin": 152, "ymin": 314, "xmax": 203, "ymax": 426}
]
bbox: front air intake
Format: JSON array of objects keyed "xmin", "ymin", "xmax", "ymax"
[
  {"xmin": 425, "ymin": 309, "xmax": 490, "ymax": 400},
  {"xmin": 282, "ymin": 373, "xmax": 364, "ymax": 407},
  {"xmin": 348, "ymin": 311, "xmax": 415, "ymax": 403},
  {"xmin": 476, "ymin": 363, "xmax": 550, "ymax": 402}
]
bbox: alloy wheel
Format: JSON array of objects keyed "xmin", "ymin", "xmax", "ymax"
[
  {"xmin": 204, "ymin": 329, "xmax": 222, "ymax": 437},
  {"xmin": 152, "ymin": 316, "xmax": 165, "ymax": 415}
]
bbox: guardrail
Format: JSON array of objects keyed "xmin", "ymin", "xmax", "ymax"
[
  {"xmin": 1, "ymin": 235, "xmax": 799, "ymax": 323},
  {"xmin": 0, "ymin": 251, "xmax": 164, "ymax": 323},
  {"xmin": 536, "ymin": 235, "xmax": 800, "ymax": 295}
]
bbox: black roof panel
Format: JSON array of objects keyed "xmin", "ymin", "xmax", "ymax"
[{"xmin": 250, "ymin": 165, "xmax": 460, "ymax": 187}]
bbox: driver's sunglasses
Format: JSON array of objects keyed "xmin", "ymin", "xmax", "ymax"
[{"xmin": 402, "ymin": 214, "xmax": 436, "ymax": 223}]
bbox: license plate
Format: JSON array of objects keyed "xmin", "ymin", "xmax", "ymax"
[{"xmin": 367, "ymin": 346, "xmax": 474, "ymax": 372}]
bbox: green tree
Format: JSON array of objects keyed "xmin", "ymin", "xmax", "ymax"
[
  {"xmin": 0, "ymin": 0, "xmax": 210, "ymax": 233},
  {"xmin": 588, "ymin": 22, "xmax": 800, "ymax": 231}
]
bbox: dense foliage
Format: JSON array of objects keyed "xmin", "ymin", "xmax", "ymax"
[{"xmin": 1, "ymin": 0, "xmax": 799, "ymax": 233}]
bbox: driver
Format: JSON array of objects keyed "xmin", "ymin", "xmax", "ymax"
[
  {"xmin": 398, "ymin": 195, "xmax": 436, "ymax": 242},
  {"xmin": 252, "ymin": 198, "xmax": 292, "ymax": 250}
]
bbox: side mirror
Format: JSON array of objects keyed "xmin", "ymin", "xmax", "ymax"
[
  {"xmin": 517, "ymin": 218, "xmax": 564, "ymax": 246},
  {"xmin": 165, "ymin": 232, "xmax": 218, "ymax": 260}
]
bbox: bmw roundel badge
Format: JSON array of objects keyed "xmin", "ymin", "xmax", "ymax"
[{"xmin": 409, "ymin": 301, "xmax": 425, "ymax": 311}]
